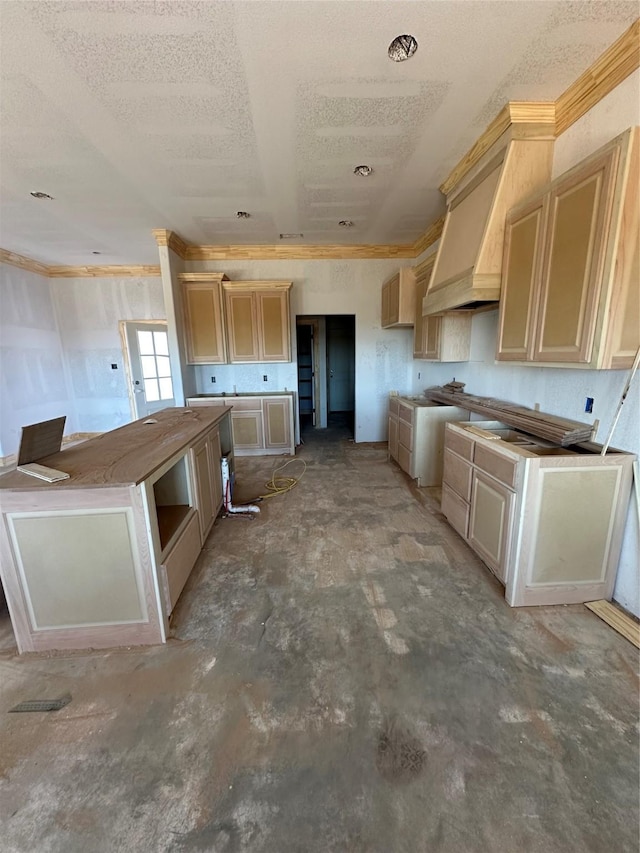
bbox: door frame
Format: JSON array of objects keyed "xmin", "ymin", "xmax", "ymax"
[
  {"xmin": 296, "ymin": 316, "xmax": 324, "ymax": 428},
  {"xmin": 119, "ymin": 320, "xmax": 170, "ymax": 421}
]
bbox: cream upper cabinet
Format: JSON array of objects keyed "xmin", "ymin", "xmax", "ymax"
[
  {"xmin": 497, "ymin": 127, "xmax": 639, "ymax": 369},
  {"xmin": 413, "ymin": 256, "xmax": 472, "ymax": 361},
  {"xmin": 382, "ymin": 268, "xmax": 415, "ymax": 328},
  {"xmin": 181, "ymin": 274, "xmax": 229, "ymax": 364},
  {"xmin": 224, "ymin": 282, "xmax": 292, "ymax": 363}
]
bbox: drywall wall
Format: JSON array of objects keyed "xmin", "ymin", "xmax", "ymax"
[
  {"xmin": 50, "ymin": 276, "xmax": 165, "ymax": 433},
  {"xmin": 187, "ymin": 259, "xmax": 413, "ymax": 442},
  {"xmin": 411, "ymin": 72, "xmax": 640, "ymax": 616},
  {"xmin": 0, "ymin": 262, "xmax": 73, "ymax": 457}
]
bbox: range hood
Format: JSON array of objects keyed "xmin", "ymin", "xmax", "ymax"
[{"xmin": 423, "ymin": 128, "xmax": 554, "ymax": 316}]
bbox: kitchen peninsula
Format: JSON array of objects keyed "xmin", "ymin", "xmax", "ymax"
[{"xmin": 0, "ymin": 407, "xmax": 231, "ymax": 653}]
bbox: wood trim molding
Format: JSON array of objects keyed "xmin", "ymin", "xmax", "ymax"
[
  {"xmin": 440, "ymin": 102, "xmax": 555, "ymax": 197},
  {"xmin": 151, "ymin": 229, "xmax": 188, "ymax": 258},
  {"xmin": 556, "ymin": 19, "xmax": 640, "ymax": 136},
  {"xmin": 48, "ymin": 265, "xmax": 161, "ymax": 278},
  {"xmin": 184, "ymin": 243, "xmax": 417, "ymax": 260},
  {"xmin": 0, "ymin": 247, "xmax": 50, "ymax": 277},
  {"xmin": 222, "ymin": 280, "xmax": 292, "ymax": 291},
  {"xmin": 178, "ymin": 272, "xmax": 229, "ymax": 282},
  {"xmin": 412, "ymin": 215, "xmax": 445, "ymax": 257}
]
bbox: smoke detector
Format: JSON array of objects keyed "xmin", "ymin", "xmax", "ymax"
[
  {"xmin": 30, "ymin": 191, "xmax": 54, "ymax": 199},
  {"xmin": 339, "ymin": 220, "xmax": 354, "ymax": 227},
  {"xmin": 353, "ymin": 165, "xmax": 372, "ymax": 177},
  {"xmin": 236, "ymin": 211, "xmax": 251, "ymax": 219},
  {"xmin": 279, "ymin": 233, "xmax": 304, "ymax": 239},
  {"xmin": 388, "ymin": 35, "xmax": 418, "ymax": 62}
]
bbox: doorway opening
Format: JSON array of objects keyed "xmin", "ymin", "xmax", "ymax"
[
  {"xmin": 296, "ymin": 315, "xmax": 355, "ymax": 441},
  {"xmin": 120, "ymin": 321, "xmax": 175, "ymax": 420}
]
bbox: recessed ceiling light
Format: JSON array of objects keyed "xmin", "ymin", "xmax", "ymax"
[
  {"xmin": 30, "ymin": 191, "xmax": 54, "ymax": 199},
  {"xmin": 388, "ymin": 35, "xmax": 418, "ymax": 62},
  {"xmin": 353, "ymin": 165, "xmax": 372, "ymax": 177},
  {"xmin": 339, "ymin": 220, "xmax": 354, "ymax": 227},
  {"xmin": 236, "ymin": 211, "xmax": 251, "ymax": 219},
  {"xmin": 279, "ymin": 233, "xmax": 304, "ymax": 239}
]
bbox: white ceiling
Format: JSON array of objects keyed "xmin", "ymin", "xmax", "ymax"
[{"xmin": 0, "ymin": 1, "xmax": 637, "ymax": 265}]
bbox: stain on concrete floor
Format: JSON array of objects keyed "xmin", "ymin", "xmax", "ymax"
[{"xmin": 0, "ymin": 434, "xmax": 638, "ymax": 853}]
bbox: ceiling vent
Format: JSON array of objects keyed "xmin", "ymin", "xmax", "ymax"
[
  {"xmin": 279, "ymin": 233, "xmax": 304, "ymax": 239},
  {"xmin": 339, "ymin": 220, "xmax": 354, "ymax": 227},
  {"xmin": 236, "ymin": 211, "xmax": 251, "ymax": 219},
  {"xmin": 388, "ymin": 35, "xmax": 418, "ymax": 62},
  {"xmin": 30, "ymin": 191, "xmax": 54, "ymax": 199},
  {"xmin": 353, "ymin": 165, "xmax": 372, "ymax": 177}
]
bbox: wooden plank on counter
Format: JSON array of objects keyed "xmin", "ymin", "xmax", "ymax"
[
  {"xmin": 585, "ymin": 600, "xmax": 640, "ymax": 648},
  {"xmin": 0, "ymin": 407, "xmax": 228, "ymax": 491},
  {"xmin": 425, "ymin": 387, "xmax": 594, "ymax": 445}
]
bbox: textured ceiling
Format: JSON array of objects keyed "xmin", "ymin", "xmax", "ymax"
[{"xmin": 0, "ymin": 1, "xmax": 637, "ymax": 264}]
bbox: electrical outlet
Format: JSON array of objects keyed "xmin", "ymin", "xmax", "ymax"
[
  {"xmin": 585, "ymin": 396, "xmax": 594, "ymax": 413},
  {"xmin": 418, "ymin": 372, "xmax": 421, "ymax": 379},
  {"xmin": 111, "ymin": 363, "xmax": 118, "ymax": 370},
  {"xmin": 263, "ymin": 375, "xmax": 268, "ymax": 382},
  {"xmin": 211, "ymin": 376, "xmax": 216, "ymax": 383}
]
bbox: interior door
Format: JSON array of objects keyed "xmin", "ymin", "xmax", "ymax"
[
  {"xmin": 124, "ymin": 322, "xmax": 175, "ymax": 419},
  {"xmin": 327, "ymin": 316, "xmax": 355, "ymax": 413}
]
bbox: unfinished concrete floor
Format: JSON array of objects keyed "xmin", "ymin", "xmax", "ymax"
[{"xmin": 1, "ymin": 433, "xmax": 639, "ymax": 853}]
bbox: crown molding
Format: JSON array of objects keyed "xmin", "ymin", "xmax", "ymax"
[
  {"xmin": 412, "ymin": 215, "xmax": 445, "ymax": 257},
  {"xmin": 439, "ymin": 102, "xmax": 556, "ymax": 197},
  {"xmin": 48, "ymin": 265, "xmax": 161, "ymax": 278},
  {"xmin": 183, "ymin": 243, "xmax": 416, "ymax": 261},
  {"xmin": 151, "ymin": 228, "xmax": 188, "ymax": 258},
  {"xmin": 0, "ymin": 247, "xmax": 50, "ymax": 277},
  {"xmin": 555, "ymin": 18, "xmax": 640, "ymax": 136}
]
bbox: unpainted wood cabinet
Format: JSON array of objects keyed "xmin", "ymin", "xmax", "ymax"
[
  {"xmin": 182, "ymin": 275, "xmax": 229, "ymax": 363},
  {"xmin": 187, "ymin": 394, "xmax": 295, "ymax": 456},
  {"xmin": 382, "ymin": 268, "xmax": 415, "ymax": 327},
  {"xmin": 224, "ymin": 282, "xmax": 292, "ymax": 363},
  {"xmin": 441, "ymin": 421, "xmax": 635, "ymax": 606},
  {"xmin": 497, "ymin": 127, "xmax": 639, "ymax": 369},
  {"xmin": 191, "ymin": 428, "xmax": 223, "ymax": 544},
  {"xmin": 413, "ymin": 257, "xmax": 472, "ymax": 362}
]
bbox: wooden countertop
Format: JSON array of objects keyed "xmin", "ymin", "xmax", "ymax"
[{"xmin": 0, "ymin": 407, "xmax": 229, "ymax": 491}]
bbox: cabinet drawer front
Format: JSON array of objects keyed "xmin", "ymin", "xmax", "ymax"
[
  {"xmin": 398, "ymin": 403, "xmax": 414, "ymax": 425},
  {"xmin": 397, "ymin": 442, "xmax": 412, "ymax": 476},
  {"xmin": 474, "ymin": 444, "xmax": 519, "ymax": 488},
  {"xmin": 226, "ymin": 397, "xmax": 261, "ymax": 411},
  {"xmin": 442, "ymin": 449, "xmax": 472, "ymax": 500},
  {"xmin": 398, "ymin": 419, "xmax": 413, "ymax": 451},
  {"xmin": 389, "ymin": 396, "xmax": 400, "ymax": 417},
  {"xmin": 441, "ymin": 483, "xmax": 469, "ymax": 539},
  {"xmin": 162, "ymin": 510, "xmax": 201, "ymax": 612},
  {"xmin": 186, "ymin": 398, "xmax": 226, "ymax": 408},
  {"xmin": 445, "ymin": 428, "xmax": 474, "ymax": 461}
]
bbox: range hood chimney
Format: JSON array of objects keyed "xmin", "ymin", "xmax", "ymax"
[{"xmin": 423, "ymin": 119, "xmax": 555, "ymax": 316}]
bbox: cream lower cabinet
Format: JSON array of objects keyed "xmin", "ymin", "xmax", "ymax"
[
  {"xmin": 442, "ymin": 421, "xmax": 635, "ymax": 606},
  {"xmin": 388, "ymin": 396, "xmax": 469, "ymax": 486},
  {"xmin": 187, "ymin": 394, "xmax": 295, "ymax": 456},
  {"xmin": 190, "ymin": 429, "xmax": 223, "ymax": 544}
]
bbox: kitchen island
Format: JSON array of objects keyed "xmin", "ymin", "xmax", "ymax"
[{"xmin": 0, "ymin": 407, "xmax": 231, "ymax": 653}]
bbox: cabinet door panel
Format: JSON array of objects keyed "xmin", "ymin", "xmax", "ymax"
[
  {"xmin": 263, "ymin": 399, "xmax": 291, "ymax": 448},
  {"xmin": 183, "ymin": 284, "xmax": 226, "ymax": 364},
  {"xmin": 258, "ymin": 292, "xmax": 290, "ymax": 361},
  {"xmin": 193, "ymin": 439, "xmax": 214, "ymax": 542},
  {"xmin": 397, "ymin": 442, "xmax": 412, "ymax": 476},
  {"xmin": 231, "ymin": 412, "xmax": 264, "ymax": 449},
  {"xmin": 534, "ymin": 150, "xmax": 617, "ymax": 363},
  {"xmin": 388, "ymin": 415, "xmax": 399, "ymax": 460},
  {"xmin": 497, "ymin": 201, "xmax": 545, "ymax": 361},
  {"xmin": 442, "ymin": 449, "xmax": 472, "ymax": 501},
  {"xmin": 424, "ymin": 316, "xmax": 441, "ymax": 360},
  {"xmin": 226, "ymin": 292, "xmax": 259, "ymax": 362},
  {"xmin": 468, "ymin": 471, "xmax": 514, "ymax": 582},
  {"xmin": 381, "ymin": 282, "xmax": 390, "ymax": 328},
  {"xmin": 388, "ymin": 276, "xmax": 400, "ymax": 325},
  {"xmin": 441, "ymin": 483, "xmax": 469, "ymax": 539},
  {"xmin": 208, "ymin": 430, "xmax": 223, "ymax": 515},
  {"xmin": 413, "ymin": 278, "xmax": 428, "ymax": 357}
]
